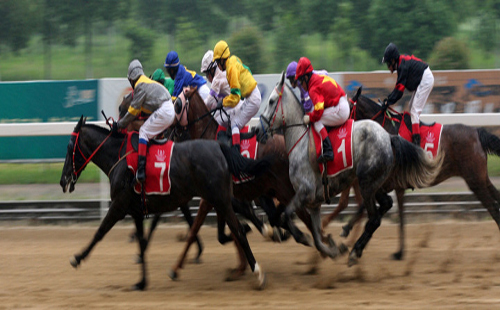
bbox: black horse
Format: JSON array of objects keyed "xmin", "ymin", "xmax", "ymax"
[
  {"xmin": 336, "ymin": 87, "xmax": 500, "ymax": 259},
  {"xmin": 60, "ymin": 116, "xmax": 268, "ymax": 290}
]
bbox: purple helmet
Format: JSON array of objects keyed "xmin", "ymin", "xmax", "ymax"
[{"xmin": 286, "ymin": 61, "xmax": 298, "ymax": 79}]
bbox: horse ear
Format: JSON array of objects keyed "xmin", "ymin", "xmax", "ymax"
[
  {"xmin": 280, "ymin": 71, "xmax": 285, "ymax": 87},
  {"xmin": 352, "ymin": 86, "xmax": 362, "ymax": 102},
  {"xmin": 75, "ymin": 115, "xmax": 84, "ymax": 133}
]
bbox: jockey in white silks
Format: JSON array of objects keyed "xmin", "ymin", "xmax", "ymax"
[{"xmin": 200, "ymin": 50, "xmax": 245, "ymax": 135}]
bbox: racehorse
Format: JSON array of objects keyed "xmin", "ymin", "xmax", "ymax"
[
  {"xmin": 119, "ymin": 88, "xmax": 316, "ymax": 280},
  {"xmin": 258, "ymin": 72, "xmax": 443, "ymax": 265},
  {"xmin": 338, "ymin": 86, "xmax": 500, "ymax": 259},
  {"xmin": 60, "ymin": 116, "xmax": 268, "ymax": 290}
]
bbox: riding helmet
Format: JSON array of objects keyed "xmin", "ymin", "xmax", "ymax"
[
  {"xmin": 295, "ymin": 57, "xmax": 314, "ymax": 80},
  {"xmin": 213, "ymin": 40, "xmax": 230, "ymax": 61},
  {"xmin": 382, "ymin": 43, "xmax": 400, "ymax": 64}
]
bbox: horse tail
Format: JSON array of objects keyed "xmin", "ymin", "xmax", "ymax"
[
  {"xmin": 478, "ymin": 128, "xmax": 500, "ymax": 157},
  {"xmin": 390, "ymin": 136, "xmax": 443, "ymax": 189},
  {"xmin": 219, "ymin": 144, "xmax": 272, "ymax": 180}
]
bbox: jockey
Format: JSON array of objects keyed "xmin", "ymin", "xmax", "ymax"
[
  {"xmin": 164, "ymin": 51, "xmax": 210, "ymax": 101},
  {"xmin": 201, "ymin": 50, "xmax": 244, "ymax": 128},
  {"xmin": 295, "ymin": 57, "xmax": 350, "ymax": 163},
  {"xmin": 212, "ymin": 40, "xmax": 261, "ymax": 151},
  {"xmin": 116, "ymin": 59, "xmax": 175, "ymax": 183},
  {"xmin": 286, "ymin": 60, "xmax": 329, "ymax": 113},
  {"xmin": 382, "ymin": 42, "xmax": 434, "ymax": 146},
  {"xmin": 151, "ymin": 68, "xmax": 174, "ymax": 96}
]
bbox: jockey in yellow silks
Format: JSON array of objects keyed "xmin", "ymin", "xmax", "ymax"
[{"xmin": 212, "ymin": 40, "xmax": 261, "ymax": 151}]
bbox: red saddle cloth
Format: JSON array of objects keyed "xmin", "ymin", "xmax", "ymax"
[
  {"xmin": 313, "ymin": 119, "xmax": 354, "ymax": 177},
  {"xmin": 125, "ymin": 133, "xmax": 175, "ymax": 195},
  {"xmin": 398, "ymin": 112, "xmax": 443, "ymax": 159},
  {"xmin": 216, "ymin": 125, "xmax": 259, "ymax": 184}
]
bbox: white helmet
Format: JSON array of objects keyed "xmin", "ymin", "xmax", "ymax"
[{"xmin": 201, "ymin": 50, "xmax": 214, "ymax": 73}]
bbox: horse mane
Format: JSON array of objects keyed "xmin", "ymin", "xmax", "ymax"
[{"xmin": 283, "ymin": 83, "xmax": 305, "ymax": 114}]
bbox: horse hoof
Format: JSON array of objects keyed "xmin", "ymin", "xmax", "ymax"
[
  {"xmin": 256, "ymin": 272, "xmax": 267, "ymax": 291},
  {"xmin": 392, "ymin": 251, "xmax": 403, "ymax": 261},
  {"xmin": 190, "ymin": 257, "xmax": 202, "ymax": 264},
  {"xmin": 347, "ymin": 251, "xmax": 358, "ymax": 267},
  {"xmin": 70, "ymin": 256, "xmax": 79, "ymax": 268},
  {"xmin": 168, "ymin": 269, "xmax": 178, "ymax": 281},
  {"xmin": 271, "ymin": 227, "xmax": 282, "ymax": 243},
  {"xmin": 225, "ymin": 268, "xmax": 245, "ymax": 281},
  {"xmin": 338, "ymin": 243, "xmax": 349, "ymax": 255},
  {"xmin": 132, "ymin": 281, "xmax": 146, "ymax": 291},
  {"xmin": 135, "ymin": 254, "xmax": 143, "ymax": 264},
  {"xmin": 304, "ymin": 234, "xmax": 314, "ymax": 247},
  {"xmin": 340, "ymin": 225, "xmax": 350, "ymax": 238}
]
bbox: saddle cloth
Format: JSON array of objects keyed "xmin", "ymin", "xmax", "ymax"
[
  {"xmin": 125, "ymin": 132, "xmax": 175, "ymax": 195},
  {"xmin": 313, "ymin": 119, "xmax": 354, "ymax": 177},
  {"xmin": 216, "ymin": 125, "xmax": 259, "ymax": 184},
  {"xmin": 398, "ymin": 112, "xmax": 443, "ymax": 159}
]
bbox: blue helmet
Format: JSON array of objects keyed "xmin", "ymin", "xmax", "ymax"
[
  {"xmin": 164, "ymin": 51, "xmax": 180, "ymax": 68},
  {"xmin": 286, "ymin": 61, "xmax": 298, "ymax": 79}
]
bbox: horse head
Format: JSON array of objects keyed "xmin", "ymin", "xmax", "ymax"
[
  {"xmin": 258, "ymin": 71, "xmax": 304, "ymax": 141},
  {"xmin": 350, "ymin": 87, "xmax": 385, "ymax": 121},
  {"xmin": 60, "ymin": 116, "xmax": 87, "ymax": 193}
]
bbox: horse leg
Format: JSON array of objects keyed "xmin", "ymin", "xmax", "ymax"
[
  {"xmin": 348, "ymin": 193, "xmax": 383, "ymax": 267},
  {"xmin": 180, "ymin": 203, "xmax": 203, "ymax": 262},
  {"xmin": 232, "ymin": 198, "xmax": 267, "ymax": 236},
  {"xmin": 308, "ymin": 206, "xmax": 340, "ymax": 259},
  {"xmin": 220, "ymin": 200, "xmax": 266, "ymax": 289},
  {"xmin": 467, "ymin": 177, "xmax": 500, "ymax": 229},
  {"xmin": 283, "ymin": 198, "xmax": 315, "ymax": 247},
  {"xmin": 340, "ymin": 181, "xmax": 364, "ymax": 238},
  {"xmin": 225, "ymin": 233, "xmax": 248, "ymax": 281},
  {"xmin": 70, "ymin": 202, "xmax": 125, "ymax": 268},
  {"xmin": 393, "ymin": 189, "xmax": 406, "ymax": 260},
  {"xmin": 132, "ymin": 216, "xmax": 148, "ymax": 290},
  {"xmin": 322, "ymin": 187, "xmax": 350, "ymax": 229},
  {"xmin": 169, "ymin": 200, "xmax": 211, "ymax": 281}
]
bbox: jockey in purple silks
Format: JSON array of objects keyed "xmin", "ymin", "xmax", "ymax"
[{"xmin": 286, "ymin": 61, "xmax": 329, "ymax": 113}]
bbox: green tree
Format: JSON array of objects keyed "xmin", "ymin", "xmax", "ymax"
[
  {"xmin": 367, "ymin": 0, "xmax": 455, "ymax": 61},
  {"xmin": 229, "ymin": 26, "xmax": 265, "ymax": 74},
  {"xmin": 429, "ymin": 37, "xmax": 469, "ymax": 69},
  {"xmin": 274, "ymin": 11, "xmax": 304, "ymax": 72},
  {"xmin": 331, "ymin": 1, "xmax": 358, "ymax": 70},
  {"xmin": 0, "ymin": 0, "xmax": 36, "ymax": 54}
]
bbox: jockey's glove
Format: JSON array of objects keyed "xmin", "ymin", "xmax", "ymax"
[
  {"xmin": 111, "ymin": 121, "xmax": 120, "ymax": 134},
  {"xmin": 303, "ymin": 114, "xmax": 310, "ymax": 125},
  {"xmin": 216, "ymin": 99, "xmax": 224, "ymax": 110}
]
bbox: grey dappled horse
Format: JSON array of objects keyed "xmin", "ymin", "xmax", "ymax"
[{"xmin": 258, "ymin": 72, "xmax": 443, "ymax": 265}]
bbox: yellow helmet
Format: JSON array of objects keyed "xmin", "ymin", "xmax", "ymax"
[{"xmin": 213, "ymin": 40, "xmax": 230, "ymax": 61}]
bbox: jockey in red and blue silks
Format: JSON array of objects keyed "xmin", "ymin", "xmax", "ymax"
[
  {"xmin": 295, "ymin": 57, "xmax": 350, "ymax": 164},
  {"xmin": 286, "ymin": 61, "xmax": 329, "ymax": 113},
  {"xmin": 382, "ymin": 42, "xmax": 434, "ymax": 146},
  {"xmin": 164, "ymin": 51, "xmax": 210, "ymax": 101}
]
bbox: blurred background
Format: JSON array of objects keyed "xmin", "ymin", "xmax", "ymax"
[{"xmin": 0, "ymin": 0, "xmax": 499, "ymax": 81}]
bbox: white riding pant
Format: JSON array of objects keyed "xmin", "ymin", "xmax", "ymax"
[
  {"xmin": 409, "ymin": 67, "xmax": 434, "ymax": 124},
  {"xmin": 215, "ymin": 86, "xmax": 261, "ymax": 131},
  {"xmin": 198, "ymin": 84, "xmax": 211, "ymax": 102},
  {"xmin": 139, "ymin": 100, "xmax": 175, "ymax": 142},
  {"xmin": 313, "ymin": 95, "xmax": 350, "ymax": 133}
]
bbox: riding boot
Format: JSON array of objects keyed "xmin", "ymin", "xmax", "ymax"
[
  {"xmin": 136, "ymin": 142, "xmax": 147, "ymax": 183},
  {"xmin": 412, "ymin": 134, "xmax": 421, "ymax": 147},
  {"xmin": 318, "ymin": 136, "xmax": 334, "ymax": 163}
]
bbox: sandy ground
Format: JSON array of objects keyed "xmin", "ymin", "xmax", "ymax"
[{"xmin": 1, "ymin": 220, "xmax": 500, "ymax": 309}]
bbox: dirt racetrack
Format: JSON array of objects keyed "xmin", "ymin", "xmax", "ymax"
[{"xmin": 1, "ymin": 220, "xmax": 500, "ymax": 309}]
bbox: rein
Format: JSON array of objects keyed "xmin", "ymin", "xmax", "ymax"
[
  {"xmin": 350, "ymin": 97, "xmax": 401, "ymax": 128},
  {"xmin": 261, "ymin": 84, "xmax": 309, "ymax": 155},
  {"xmin": 71, "ymin": 130, "xmax": 112, "ymax": 177}
]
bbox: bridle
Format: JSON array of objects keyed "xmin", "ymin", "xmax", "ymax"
[
  {"xmin": 259, "ymin": 83, "xmax": 309, "ymax": 155},
  {"xmin": 174, "ymin": 89, "xmax": 229, "ymax": 140},
  {"xmin": 70, "ymin": 128, "xmax": 112, "ymax": 183}
]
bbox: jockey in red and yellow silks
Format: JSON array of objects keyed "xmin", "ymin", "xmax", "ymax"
[
  {"xmin": 295, "ymin": 57, "xmax": 350, "ymax": 163},
  {"xmin": 212, "ymin": 40, "xmax": 261, "ymax": 151}
]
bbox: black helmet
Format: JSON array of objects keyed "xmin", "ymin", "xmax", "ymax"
[{"xmin": 382, "ymin": 43, "xmax": 400, "ymax": 64}]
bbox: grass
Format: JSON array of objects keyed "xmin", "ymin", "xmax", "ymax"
[
  {"xmin": 1, "ymin": 155, "xmax": 500, "ymax": 185},
  {"xmin": 0, "ymin": 162, "xmax": 100, "ymax": 184}
]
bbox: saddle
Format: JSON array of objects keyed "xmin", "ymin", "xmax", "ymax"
[
  {"xmin": 128, "ymin": 132, "xmax": 169, "ymax": 152},
  {"xmin": 402, "ymin": 113, "xmax": 436, "ymax": 134}
]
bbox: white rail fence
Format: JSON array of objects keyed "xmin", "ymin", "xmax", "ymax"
[{"xmin": 0, "ymin": 114, "xmax": 498, "ymax": 222}]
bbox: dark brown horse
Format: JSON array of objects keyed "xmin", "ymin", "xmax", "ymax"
[
  {"xmin": 120, "ymin": 88, "xmax": 315, "ymax": 280},
  {"xmin": 60, "ymin": 116, "xmax": 269, "ymax": 290},
  {"xmin": 329, "ymin": 87, "xmax": 500, "ymax": 260}
]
